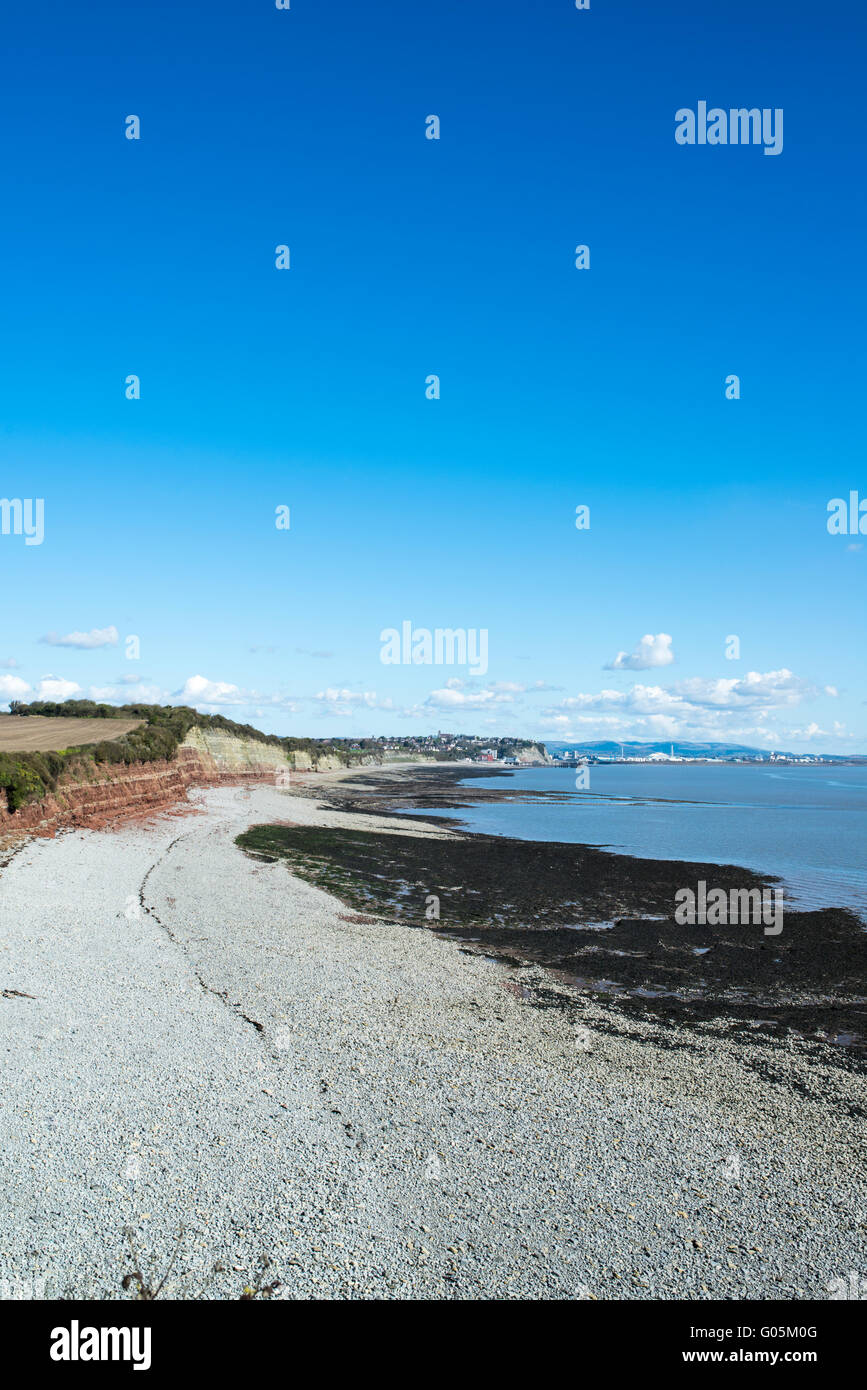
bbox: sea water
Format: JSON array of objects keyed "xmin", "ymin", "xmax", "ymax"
[{"xmin": 415, "ymin": 763, "xmax": 867, "ymax": 917}]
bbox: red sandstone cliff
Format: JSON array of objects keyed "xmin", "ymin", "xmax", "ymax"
[{"xmin": 0, "ymin": 736, "xmax": 290, "ymax": 837}]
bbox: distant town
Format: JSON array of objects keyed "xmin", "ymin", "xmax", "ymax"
[{"xmin": 353, "ymin": 734, "xmax": 546, "ymax": 764}]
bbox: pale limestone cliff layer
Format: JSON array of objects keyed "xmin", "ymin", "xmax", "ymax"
[
  {"xmin": 181, "ymin": 727, "xmax": 289, "ymax": 772},
  {"xmin": 288, "ymin": 750, "xmax": 344, "ymax": 772}
]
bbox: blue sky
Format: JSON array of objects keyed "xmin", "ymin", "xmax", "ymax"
[{"xmin": 1, "ymin": 0, "xmax": 864, "ymax": 750}]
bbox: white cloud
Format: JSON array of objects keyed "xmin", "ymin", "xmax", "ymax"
[
  {"xmin": 441, "ymin": 677, "xmax": 556, "ymax": 697},
  {"xmin": 316, "ymin": 688, "xmax": 380, "ymax": 707},
  {"xmin": 543, "ymin": 667, "xmax": 838, "ymax": 747},
  {"xmin": 0, "ymin": 657, "xmax": 19, "ymax": 669},
  {"xmin": 35, "ymin": 676, "xmax": 82, "ymax": 699},
  {"xmin": 1, "ymin": 673, "xmax": 87, "ymax": 707},
  {"xmin": 426, "ymin": 687, "xmax": 515, "ymax": 710},
  {"xmin": 178, "ymin": 675, "xmax": 251, "ymax": 707},
  {"xmin": 152, "ymin": 674, "xmax": 302, "ymax": 715},
  {"xmin": 671, "ymin": 669, "xmax": 815, "ymax": 709},
  {"xmin": 40, "ymin": 626, "xmax": 119, "ymax": 649},
  {"xmin": 785, "ymin": 722, "xmax": 852, "ymax": 741},
  {"xmin": 89, "ymin": 683, "xmax": 167, "ymax": 704},
  {"xmin": 539, "ymin": 711, "xmax": 630, "ymax": 732},
  {"xmin": 314, "ymin": 688, "xmax": 389, "ymax": 717},
  {"xmin": 558, "ymin": 684, "xmax": 681, "ymax": 715},
  {"xmin": 556, "ymin": 671, "xmax": 819, "ymax": 719},
  {"xmin": 605, "ymin": 633, "xmax": 674, "ymax": 671},
  {"xmin": 0, "ymin": 674, "xmax": 30, "ymax": 699}
]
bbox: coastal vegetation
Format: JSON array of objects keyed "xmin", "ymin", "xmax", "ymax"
[{"xmin": 0, "ymin": 701, "xmax": 290, "ymax": 812}]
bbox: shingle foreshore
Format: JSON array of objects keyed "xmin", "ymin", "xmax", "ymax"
[{"xmin": 0, "ymin": 776, "xmax": 863, "ymax": 1301}]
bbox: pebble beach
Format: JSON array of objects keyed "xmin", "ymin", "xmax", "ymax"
[{"xmin": 1, "ymin": 772, "xmax": 864, "ymax": 1301}]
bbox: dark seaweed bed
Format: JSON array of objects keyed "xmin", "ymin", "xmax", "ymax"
[{"xmin": 236, "ymin": 766, "xmax": 867, "ymax": 1050}]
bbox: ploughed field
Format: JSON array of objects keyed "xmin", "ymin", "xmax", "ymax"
[{"xmin": 0, "ymin": 715, "xmax": 144, "ymax": 752}]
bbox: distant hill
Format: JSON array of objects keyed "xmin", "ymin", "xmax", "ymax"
[{"xmin": 543, "ymin": 739, "xmax": 857, "ymax": 761}]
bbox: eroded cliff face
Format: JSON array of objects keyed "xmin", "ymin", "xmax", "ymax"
[
  {"xmin": 0, "ymin": 730, "xmax": 293, "ymax": 836},
  {"xmin": 288, "ymin": 750, "xmax": 345, "ymax": 773},
  {"xmin": 182, "ymin": 727, "xmax": 289, "ymax": 774},
  {"xmin": 515, "ymin": 747, "xmax": 552, "ymax": 765}
]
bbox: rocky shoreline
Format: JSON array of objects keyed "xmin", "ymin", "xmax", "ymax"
[{"xmin": 241, "ymin": 764, "xmax": 867, "ymax": 1051}]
